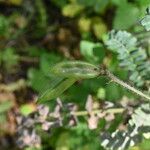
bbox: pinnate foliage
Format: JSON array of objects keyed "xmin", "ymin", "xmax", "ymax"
[
  {"xmin": 104, "ymin": 30, "xmax": 150, "ymax": 87},
  {"xmin": 141, "ymin": 7, "xmax": 150, "ymax": 31},
  {"xmin": 97, "ymin": 15, "xmax": 150, "ymax": 147}
]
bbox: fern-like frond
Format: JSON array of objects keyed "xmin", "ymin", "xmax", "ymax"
[
  {"xmin": 106, "ymin": 30, "xmax": 137, "ymax": 52},
  {"xmin": 141, "ymin": 7, "xmax": 150, "ymax": 31},
  {"xmin": 104, "ymin": 30, "xmax": 150, "ymax": 87}
]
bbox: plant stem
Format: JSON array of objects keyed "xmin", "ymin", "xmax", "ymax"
[
  {"xmin": 105, "ymin": 70, "xmax": 150, "ymax": 101},
  {"xmin": 72, "ymin": 108, "xmax": 124, "ymax": 116}
]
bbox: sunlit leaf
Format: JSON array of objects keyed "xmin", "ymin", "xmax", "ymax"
[
  {"xmin": 38, "ymin": 77, "xmax": 77, "ymax": 103},
  {"xmin": 113, "ymin": 3, "xmax": 139, "ymax": 29},
  {"xmin": 62, "ymin": 3, "xmax": 83, "ymax": 17}
]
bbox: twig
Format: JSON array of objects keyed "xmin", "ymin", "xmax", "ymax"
[{"xmin": 105, "ymin": 70, "xmax": 150, "ymax": 101}]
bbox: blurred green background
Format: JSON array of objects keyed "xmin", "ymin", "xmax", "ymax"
[{"xmin": 0, "ymin": 0, "xmax": 150, "ymax": 150}]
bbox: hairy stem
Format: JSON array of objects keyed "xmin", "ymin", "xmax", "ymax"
[{"xmin": 105, "ymin": 70, "xmax": 150, "ymax": 101}]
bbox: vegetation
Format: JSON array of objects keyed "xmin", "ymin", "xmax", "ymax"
[{"xmin": 0, "ymin": 0, "xmax": 150, "ymax": 150}]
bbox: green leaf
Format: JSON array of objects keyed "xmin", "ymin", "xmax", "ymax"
[
  {"xmin": 94, "ymin": 0, "xmax": 109, "ymax": 13},
  {"xmin": 28, "ymin": 53, "xmax": 62, "ymax": 93},
  {"xmin": 113, "ymin": 3, "xmax": 139, "ymax": 29},
  {"xmin": 40, "ymin": 53, "xmax": 61, "ymax": 75},
  {"xmin": 51, "ymin": 0, "xmax": 68, "ymax": 8},
  {"xmin": 20, "ymin": 104, "xmax": 36, "ymax": 116},
  {"xmin": 77, "ymin": 0, "xmax": 109, "ymax": 14},
  {"xmin": 92, "ymin": 17, "xmax": 107, "ymax": 39},
  {"xmin": 80, "ymin": 41, "xmax": 95, "ymax": 59},
  {"xmin": 135, "ymin": 0, "xmax": 150, "ymax": 7},
  {"xmin": 111, "ymin": 0, "xmax": 126, "ymax": 6},
  {"xmin": 77, "ymin": 0, "xmax": 95, "ymax": 7},
  {"xmin": 28, "ymin": 68, "xmax": 52, "ymax": 94},
  {"xmin": 35, "ymin": 0, "xmax": 47, "ymax": 29},
  {"xmin": 105, "ymin": 82, "xmax": 123, "ymax": 101},
  {"xmin": 78, "ymin": 17, "xmax": 91, "ymax": 32},
  {"xmin": 80, "ymin": 41, "xmax": 105, "ymax": 63},
  {"xmin": 38, "ymin": 77, "xmax": 77, "ymax": 103},
  {"xmin": 62, "ymin": 3, "xmax": 83, "ymax": 17},
  {"xmin": 0, "ymin": 15, "xmax": 9, "ymax": 36}
]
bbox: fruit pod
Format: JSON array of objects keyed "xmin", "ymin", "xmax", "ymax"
[{"xmin": 50, "ymin": 61, "xmax": 100, "ymax": 79}]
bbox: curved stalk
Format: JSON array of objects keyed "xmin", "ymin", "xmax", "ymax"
[{"xmin": 105, "ymin": 70, "xmax": 150, "ymax": 101}]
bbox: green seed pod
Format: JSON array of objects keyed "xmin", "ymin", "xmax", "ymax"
[{"xmin": 50, "ymin": 61, "xmax": 100, "ymax": 79}]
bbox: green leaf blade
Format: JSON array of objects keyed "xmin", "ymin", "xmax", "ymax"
[{"xmin": 37, "ymin": 78, "xmax": 77, "ymax": 103}]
